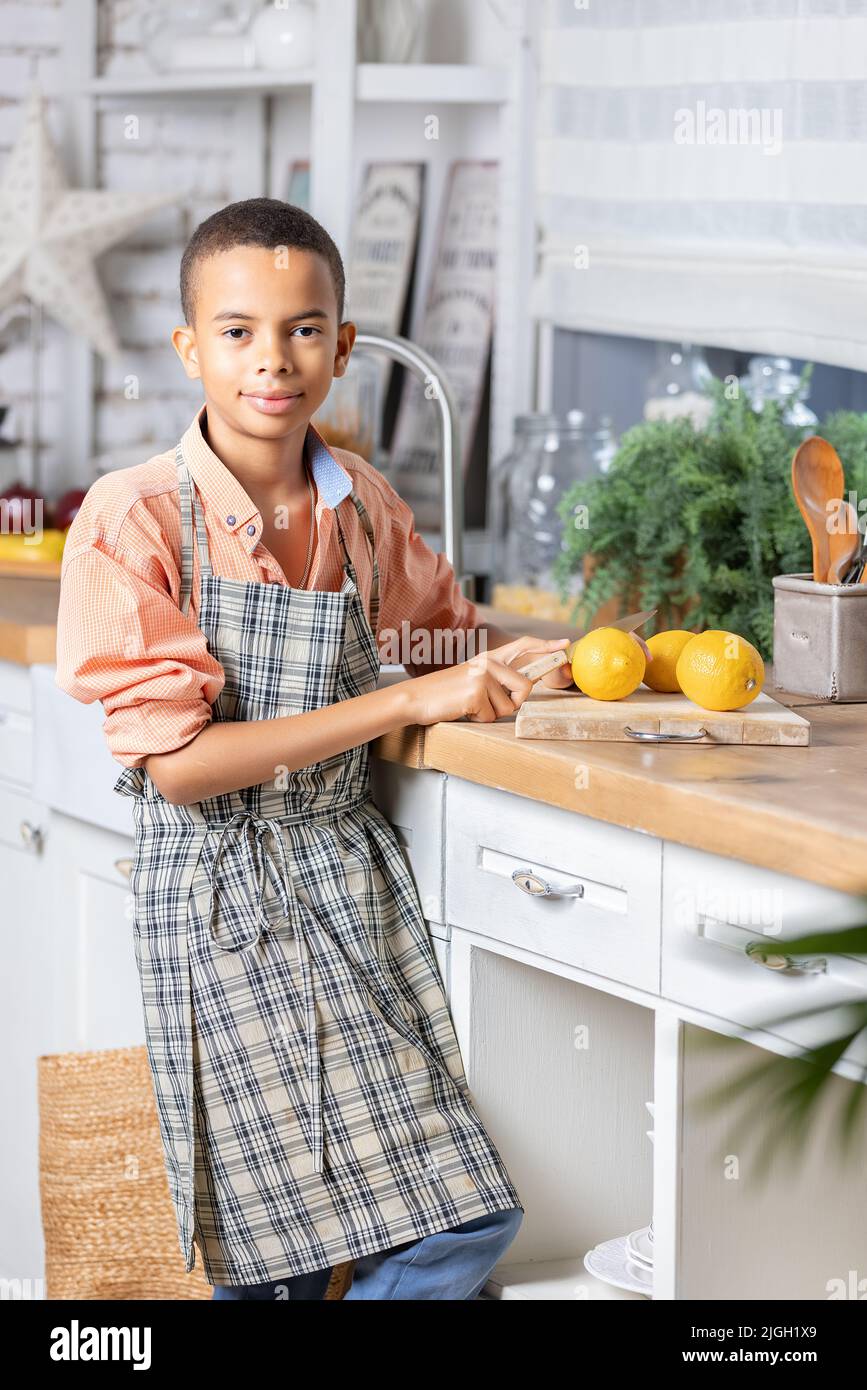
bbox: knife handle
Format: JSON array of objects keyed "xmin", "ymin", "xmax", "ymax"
[{"xmin": 515, "ymin": 649, "xmax": 571, "ymax": 683}]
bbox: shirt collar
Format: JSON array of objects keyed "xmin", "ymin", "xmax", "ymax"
[{"xmin": 180, "ymin": 401, "xmax": 354, "ymax": 552}]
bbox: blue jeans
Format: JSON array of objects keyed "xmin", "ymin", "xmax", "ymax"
[{"xmin": 211, "ymin": 1205, "xmax": 523, "ymax": 1300}]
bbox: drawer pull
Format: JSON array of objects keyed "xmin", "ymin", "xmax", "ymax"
[
  {"xmin": 624, "ymin": 726, "xmax": 708, "ymax": 742},
  {"xmin": 746, "ymin": 941, "xmax": 827, "ymax": 975},
  {"xmin": 511, "ymin": 868, "xmax": 585, "ymax": 899},
  {"xmin": 19, "ymin": 820, "xmax": 43, "ymax": 852},
  {"xmin": 114, "ymin": 857, "xmax": 134, "ymax": 881}
]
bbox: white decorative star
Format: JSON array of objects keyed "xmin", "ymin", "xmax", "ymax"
[{"xmin": 0, "ymin": 81, "xmax": 182, "ymax": 360}]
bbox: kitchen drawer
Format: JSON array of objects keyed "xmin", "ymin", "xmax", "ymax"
[
  {"xmin": 0, "ymin": 782, "xmax": 46, "ymax": 859},
  {"xmin": 44, "ymin": 811, "xmax": 142, "ymax": 1053},
  {"xmin": 370, "ymin": 758, "xmax": 444, "ymax": 923},
  {"xmin": 662, "ymin": 843, "xmax": 867, "ymax": 1063},
  {"xmin": 0, "ymin": 704, "xmax": 33, "ymax": 790},
  {"xmin": 445, "ymin": 777, "xmax": 662, "ymax": 993}
]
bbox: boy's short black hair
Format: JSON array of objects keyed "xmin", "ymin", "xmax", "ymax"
[{"xmin": 180, "ymin": 197, "xmax": 346, "ymax": 327}]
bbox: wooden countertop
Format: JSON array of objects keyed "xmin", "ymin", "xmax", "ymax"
[
  {"xmin": 3, "ymin": 578, "xmax": 862, "ymax": 894},
  {"xmin": 372, "ymin": 671, "xmax": 867, "ymax": 898}
]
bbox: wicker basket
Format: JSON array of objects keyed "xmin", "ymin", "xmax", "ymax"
[{"xmin": 38, "ymin": 1045, "xmax": 354, "ymax": 1300}]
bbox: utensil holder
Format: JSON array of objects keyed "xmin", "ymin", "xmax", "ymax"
[{"xmin": 772, "ymin": 572, "xmax": 867, "ymax": 701}]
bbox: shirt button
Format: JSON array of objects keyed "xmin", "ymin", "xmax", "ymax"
[
  {"xmin": 247, "ymin": 524, "xmax": 256, "ymax": 535},
  {"xmin": 226, "ymin": 514, "xmax": 236, "ymax": 526}
]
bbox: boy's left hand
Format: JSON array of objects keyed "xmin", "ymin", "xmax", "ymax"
[
  {"xmin": 488, "ymin": 630, "xmax": 653, "ymax": 693},
  {"xmin": 537, "ymin": 630, "xmax": 653, "ymax": 691}
]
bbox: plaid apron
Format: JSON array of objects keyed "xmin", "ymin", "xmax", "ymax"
[{"xmin": 113, "ymin": 439, "xmax": 522, "ymax": 1285}]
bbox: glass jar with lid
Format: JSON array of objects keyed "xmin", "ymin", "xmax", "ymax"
[{"xmin": 488, "ymin": 412, "xmax": 600, "ymax": 622}]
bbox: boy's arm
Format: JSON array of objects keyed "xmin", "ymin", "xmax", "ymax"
[{"xmin": 146, "ymin": 680, "xmax": 416, "ymax": 805}]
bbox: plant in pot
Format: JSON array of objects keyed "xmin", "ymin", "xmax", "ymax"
[{"xmin": 553, "ymin": 371, "xmax": 867, "ymax": 659}]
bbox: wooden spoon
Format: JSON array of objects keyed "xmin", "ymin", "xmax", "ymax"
[
  {"xmin": 826, "ymin": 498, "xmax": 861, "ymax": 584},
  {"xmin": 791, "ymin": 436, "xmax": 845, "ymax": 582}
]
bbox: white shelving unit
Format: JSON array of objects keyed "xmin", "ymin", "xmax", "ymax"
[
  {"xmin": 83, "ymin": 62, "xmax": 509, "ymax": 104},
  {"xmin": 58, "ymin": 0, "xmax": 540, "ymax": 572}
]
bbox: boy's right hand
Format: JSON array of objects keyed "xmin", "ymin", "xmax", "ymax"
[{"xmin": 401, "ymin": 636, "xmax": 572, "ymax": 727}]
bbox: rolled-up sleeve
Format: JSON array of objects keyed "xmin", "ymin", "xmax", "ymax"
[
  {"xmin": 55, "ymin": 536, "xmax": 225, "ymax": 770},
  {"xmin": 376, "ymin": 484, "xmax": 480, "ymax": 674}
]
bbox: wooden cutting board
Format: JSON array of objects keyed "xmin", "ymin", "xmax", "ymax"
[{"xmin": 514, "ymin": 689, "xmax": 811, "ymax": 745}]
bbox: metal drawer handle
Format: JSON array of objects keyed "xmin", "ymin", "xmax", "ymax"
[
  {"xmin": 19, "ymin": 820, "xmax": 43, "ymax": 852},
  {"xmin": 624, "ymin": 726, "xmax": 708, "ymax": 742},
  {"xmin": 511, "ymin": 868, "xmax": 585, "ymax": 899},
  {"xmin": 746, "ymin": 941, "xmax": 828, "ymax": 975},
  {"xmin": 114, "ymin": 857, "xmax": 134, "ymax": 881}
]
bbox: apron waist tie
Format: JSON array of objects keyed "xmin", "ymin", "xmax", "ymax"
[{"xmin": 205, "ymin": 810, "xmax": 324, "ymax": 1176}]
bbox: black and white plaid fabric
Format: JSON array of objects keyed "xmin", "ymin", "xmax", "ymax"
[{"xmin": 114, "ymin": 440, "xmax": 522, "ymax": 1284}]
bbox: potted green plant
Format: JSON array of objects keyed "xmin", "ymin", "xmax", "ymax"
[{"xmin": 554, "ymin": 372, "xmax": 867, "ymax": 659}]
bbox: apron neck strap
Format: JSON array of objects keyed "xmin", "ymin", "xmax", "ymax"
[
  {"xmin": 175, "ymin": 442, "xmax": 212, "ymax": 617},
  {"xmin": 335, "ymin": 494, "xmax": 380, "ymax": 638}
]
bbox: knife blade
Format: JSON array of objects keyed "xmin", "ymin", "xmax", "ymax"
[{"xmin": 515, "ymin": 608, "xmax": 658, "ymax": 684}]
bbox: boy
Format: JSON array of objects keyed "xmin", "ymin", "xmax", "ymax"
[{"xmin": 55, "ymin": 198, "xmax": 574, "ymax": 1300}]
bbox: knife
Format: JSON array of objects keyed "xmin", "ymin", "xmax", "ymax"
[{"xmin": 514, "ymin": 608, "xmax": 658, "ymax": 684}]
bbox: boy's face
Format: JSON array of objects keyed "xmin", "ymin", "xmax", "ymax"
[{"xmin": 172, "ymin": 244, "xmax": 354, "ymax": 446}]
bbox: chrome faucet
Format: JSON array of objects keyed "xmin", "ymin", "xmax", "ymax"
[{"xmin": 353, "ymin": 332, "xmax": 473, "ymax": 601}]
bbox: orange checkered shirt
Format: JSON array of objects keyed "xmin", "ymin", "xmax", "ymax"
[{"xmin": 55, "ymin": 402, "xmax": 480, "ymax": 768}]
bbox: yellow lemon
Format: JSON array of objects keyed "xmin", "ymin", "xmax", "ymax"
[
  {"xmin": 571, "ymin": 626, "xmax": 646, "ymax": 700},
  {"xmin": 642, "ymin": 630, "xmax": 695, "ymax": 693},
  {"xmin": 676, "ymin": 630, "xmax": 764, "ymax": 711}
]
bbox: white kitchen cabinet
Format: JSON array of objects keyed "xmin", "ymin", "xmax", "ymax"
[
  {"xmin": 677, "ymin": 1020, "xmax": 867, "ymax": 1300},
  {"xmin": 0, "ymin": 661, "xmax": 34, "ymax": 791},
  {"xmin": 0, "ymin": 776, "xmax": 142, "ymax": 1289},
  {"xmin": 370, "ymin": 757, "xmax": 450, "ymax": 991},
  {"xmin": 41, "ymin": 811, "xmax": 143, "ymax": 1055},
  {"xmin": 437, "ymin": 771, "xmax": 867, "ymax": 1301},
  {"xmin": 449, "ymin": 934, "xmax": 655, "ymax": 1299},
  {"xmin": 370, "ymin": 759, "xmax": 445, "ymax": 926},
  {"xmin": 0, "ymin": 780, "xmax": 50, "ymax": 1288}
]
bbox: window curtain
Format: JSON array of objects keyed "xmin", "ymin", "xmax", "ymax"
[{"xmin": 532, "ymin": 0, "xmax": 867, "ymax": 372}]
